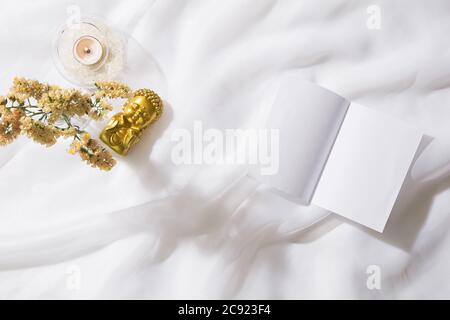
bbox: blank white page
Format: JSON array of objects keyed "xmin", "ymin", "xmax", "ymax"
[
  {"xmin": 249, "ymin": 75, "xmax": 349, "ymax": 204},
  {"xmin": 312, "ymin": 103, "xmax": 422, "ymax": 232}
]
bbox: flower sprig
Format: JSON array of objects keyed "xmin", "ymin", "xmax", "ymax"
[{"xmin": 0, "ymin": 77, "xmax": 132, "ymax": 171}]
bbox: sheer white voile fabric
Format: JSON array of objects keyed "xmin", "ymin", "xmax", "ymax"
[{"xmin": 1, "ymin": 0, "xmax": 450, "ymax": 299}]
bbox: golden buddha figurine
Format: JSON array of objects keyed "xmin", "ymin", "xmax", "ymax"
[{"xmin": 100, "ymin": 88, "xmax": 163, "ymax": 155}]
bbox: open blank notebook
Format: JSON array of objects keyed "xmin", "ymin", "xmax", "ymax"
[{"xmin": 250, "ymin": 75, "xmax": 422, "ymax": 232}]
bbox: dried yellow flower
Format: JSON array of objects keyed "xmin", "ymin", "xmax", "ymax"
[
  {"xmin": 0, "ymin": 77, "xmax": 135, "ymax": 170},
  {"xmin": 38, "ymin": 88, "xmax": 92, "ymax": 124},
  {"xmin": 9, "ymin": 77, "xmax": 48, "ymax": 102},
  {"xmin": 69, "ymin": 135, "xmax": 116, "ymax": 171},
  {"xmin": 95, "ymin": 81, "xmax": 131, "ymax": 99},
  {"xmin": 88, "ymin": 100, "xmax": 113, "ymax": 120},
  {"xmin": 56, "ymin": 126, "xmax": 78, "ymax": 138},
  {"xmin": 20, "ymin": 117, "xmax": 59, "ymax": 147},
  {"xmin": 0, "ymin": 107, "xmax": 23, "ymax": 146}
]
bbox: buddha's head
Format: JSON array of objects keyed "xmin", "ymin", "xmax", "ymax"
[{"xmin": 123, "ymin": 89, "xmax": 163, "ymax": 129}]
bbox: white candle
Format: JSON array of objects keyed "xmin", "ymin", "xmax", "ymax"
[{"xmin": 73, "ymin": 36, "xmax": 103, "ymax": 66}]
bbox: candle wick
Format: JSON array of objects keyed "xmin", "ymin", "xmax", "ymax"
[{"xmin": 84, "ymin": 47, "xmax": 91, "ymax": 54}]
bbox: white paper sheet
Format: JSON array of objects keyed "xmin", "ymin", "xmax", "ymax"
[
  {"xmin": 312, "ymin": 103, "xmax": 423, "ymax": 232},
  {"xmin": 250, "ymin": 75, "xmax": 349, "ymax": 204}
]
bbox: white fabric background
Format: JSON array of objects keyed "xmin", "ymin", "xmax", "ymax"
[{"xmin": 0, "ymin": 0, "xmax": 449, "ymax": 299}]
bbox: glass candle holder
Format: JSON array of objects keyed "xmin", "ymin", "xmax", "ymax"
[{"xmin": 52, "ymin": 16, "xmax": 125, "ymax": 88}]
